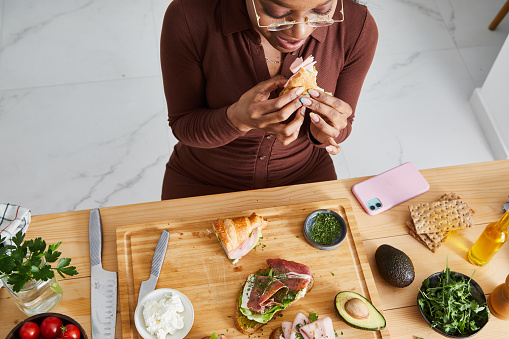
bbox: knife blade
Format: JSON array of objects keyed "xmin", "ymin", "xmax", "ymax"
[
  {"xmin": 138, "ymin": 230, "xmax": 170, "ymax": 303},
  {"xmin": 89, "ymin": 208, "xmax": 117, "ymax": 339}
]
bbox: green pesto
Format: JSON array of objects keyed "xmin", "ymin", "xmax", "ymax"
[{"xmin": 309, "ymin": 213, "xmax": 342, "ymax": 245}]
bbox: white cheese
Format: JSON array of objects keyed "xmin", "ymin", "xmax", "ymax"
[
  {"xmin": 241, "ymin": 274, "xmax": 256, "ymax": 309},
  {"xmin": 143, "ymin": 292, "xmax": 185, "ymax": 339}
]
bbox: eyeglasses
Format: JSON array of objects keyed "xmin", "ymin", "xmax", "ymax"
[{"xmin": 251, "ymin": 0, "xmax": 344, "ymax": 32}]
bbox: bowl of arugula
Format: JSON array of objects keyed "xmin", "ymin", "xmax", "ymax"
[{"xmin": 417, "ymin": 266, "xmax": 490, "ymax": 338}]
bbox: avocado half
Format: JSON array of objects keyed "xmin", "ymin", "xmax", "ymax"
[{"xmin": 334, "ymin": 291, "xmax": 386, "ymax": 331}]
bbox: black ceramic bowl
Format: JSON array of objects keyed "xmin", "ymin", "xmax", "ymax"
[
  {"xmin": 417, "ymin": 271, "xmax": 489, "ymax": 338},
  {"xmin": 303, "ymin": 209, "xmax": 347, "ymax": 250},
  {"xmin": 6, "ymin": 312, "xmax": 88, "ymax": 339}
]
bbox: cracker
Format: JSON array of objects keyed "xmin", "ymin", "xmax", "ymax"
[
  {"xmin": 426, "ymin": 229, "xmax": 451, "ymax": 243},
  {"xmin": 439, "ymin": 192, "xmax": 462, "ymax": 201},
  {"xmin": 439, "ymin": 193, "xmax": 475, "ymax": 215},
  {"xmin": 410, "ymin": 200, "xmax": 473, "ymax": 234},
  {"xmin": 406, "ymin": 220, "xmax": 442, "ymax": 253},
  {"xmin": 406, "ymin": 218, "xmax": 447, "ymax": 246}
]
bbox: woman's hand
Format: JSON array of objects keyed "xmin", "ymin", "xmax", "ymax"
[
  {"xmin": 300, "ymin": 89, "xmax": 353, "ymax": 155},
  {"xmin": 227, "ymin": 75, "xmax": 306, "ymax": 146}
]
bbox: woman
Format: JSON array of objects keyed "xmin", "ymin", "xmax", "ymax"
[{"xmin": 160, "ymin": 0, "xmax": 377, "ymax": 199}]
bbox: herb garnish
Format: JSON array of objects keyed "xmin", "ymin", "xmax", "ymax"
[
  {"xmin": 0, "ymin": 231, "xmax": 78, "ymax": 292},
  {"xmin": 309, "ymin": 213, "xmax": 341, "ymax": 245},
  {"xmin": 418, "ymin": 264, "xmax": 489, "ymax": 336}
]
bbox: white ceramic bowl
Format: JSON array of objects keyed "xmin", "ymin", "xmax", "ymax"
[{"xmin": 134, "ymin": 288, "xmax": 194, "ymax": 339}]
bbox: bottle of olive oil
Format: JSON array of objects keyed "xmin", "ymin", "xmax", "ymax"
[{"xmin": 467, "ymin": 209, "xmax": 509, "ymax": 266}]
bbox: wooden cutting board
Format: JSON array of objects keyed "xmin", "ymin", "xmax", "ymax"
[{"xmin": 116, "ymin": 199, "xmax": 390, "ymax": 338}]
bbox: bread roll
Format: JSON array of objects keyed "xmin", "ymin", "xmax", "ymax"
[
  {"xmin": 279, "ymin": 68, "xmax": 321, "ymax": 97},
  {"xmin": 213, "ymin": 213, "xmax": 268, "ymax": 252}
]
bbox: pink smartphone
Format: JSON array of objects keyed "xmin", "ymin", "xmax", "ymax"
[{"xmin": 352, "ymin": 162, "xmax": 430, "ymax": 215}]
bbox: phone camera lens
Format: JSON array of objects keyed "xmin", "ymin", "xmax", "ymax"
[
  {"xmin": 369, "ymin": 205, "xmax": 376, "ymax": 210},
  {"xmin": 376, "ymin": 203, "xmax": 382, "ymax": 208}
]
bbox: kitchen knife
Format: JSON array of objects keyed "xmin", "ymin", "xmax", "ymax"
[
  {"xmin": 137, "ymin": 229, "xmax": 170, "ymax": 303},
  {"xmin": 89, "ymin": 208, "xmax": 117, "ymax": 339}
]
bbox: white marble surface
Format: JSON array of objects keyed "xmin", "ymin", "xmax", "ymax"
[{"xmin": 0, "ymin": 0, "xmax": 507, "ymax": 215}]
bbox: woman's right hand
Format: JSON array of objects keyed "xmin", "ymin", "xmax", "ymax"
[{"xmin": 227, "ymin": 75, "xmax": 306, "ymax": 146}]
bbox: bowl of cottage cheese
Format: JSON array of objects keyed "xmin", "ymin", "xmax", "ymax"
[{"xmin": 134, "ymin": 288, "xmax": 194, "ymax": 339}]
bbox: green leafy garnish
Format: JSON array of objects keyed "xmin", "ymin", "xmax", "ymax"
[
  {"xmin": 418, "ymin": 264, "xmax": 489, "ymax": 336},
  {"xmin": 309, "ymin": 312, "xmax": 319, "ymax": 322},
  {"xmin": 0, "ymin": 231, "xmax": 78, "ymax": 292},
  {"xmin": 309, "ymin": 213, "xmax": 341, "ymax": 245},
  {"xmin": 209, "ymin": 333, "xmax": 219, "ymax": 339}
]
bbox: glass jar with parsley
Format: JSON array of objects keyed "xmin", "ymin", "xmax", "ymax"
[
  {"xmin": 0, "ymin": 231, "xmax": 78, "ymax": 315},
  {"xmin": 1, "ymin": 259, "xmax": 63, "ymax": 316}
]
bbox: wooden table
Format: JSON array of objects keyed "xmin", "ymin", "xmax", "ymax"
[{"xmin": 1, "ymin": 159, "xmax": 509, "ymax": 338}]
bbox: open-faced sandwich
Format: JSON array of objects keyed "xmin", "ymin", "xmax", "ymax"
[
  {"xmin": 213, "ymin": 212, "xmax": 268, "ymax": 264},
  {"xmin": 234, "ymin": 258, "xmax": 314, "ymax": 334},
  {"xmin": 279, "ymin": 55, "xmax": 324, "ymax": 96},
  {"xmin": 269, "ymin": 312, "xmax": 338, "ymax": 339}
]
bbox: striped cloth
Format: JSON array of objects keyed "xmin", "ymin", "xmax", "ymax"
[{"xmin": 0, "ymin": 203, "xmax": 31, "ymax": 288}]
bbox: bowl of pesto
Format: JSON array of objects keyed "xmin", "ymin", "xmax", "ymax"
[{"xmin": 303, "ymin": 209, "xmax": 347, "ymax": 250}]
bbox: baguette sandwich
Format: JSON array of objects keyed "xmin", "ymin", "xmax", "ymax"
[
  {"xmin": 213, "ymin": 213, "xmax": 268, "ymax": 264},
  {"xmin": 234, "ymin": 258, "xmax": 314, "ymax": 334},
  {"xmin": 279, "ymin": 55, "xmax": 325, "ymax": 97},
  {"xmin": 269, "ymin": 312, "xmax": 338, "ymax": 339}
]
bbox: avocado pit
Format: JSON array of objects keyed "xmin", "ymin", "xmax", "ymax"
[{"xmin": 345, "ymin": 298, "xmax": 369, "ymax": 319}]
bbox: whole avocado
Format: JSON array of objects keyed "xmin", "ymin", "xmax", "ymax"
[{"xmin": 375, "ymin": 244, "xmax": 415, "ymax": 288}]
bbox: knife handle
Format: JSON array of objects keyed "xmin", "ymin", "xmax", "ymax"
[
  {"xmin": 89, "ymin": 208, "xmax": 103, "ymax": 267},
  {"xmin": 151, "ymin": 230, "xmax": 169, "ymax": 276}
]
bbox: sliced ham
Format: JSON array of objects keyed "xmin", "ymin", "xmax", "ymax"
[
  {"xmin": 227, "ymin": 227, "xmax": 259, "ymax": 260},
  {"xmin": 299, "ymin": 317, "xmax": 336, "ymax": 339},
  {"xmin": 266, "ymin": 259, "xmax": 312, "ymax": 292},
  {"xmin": 292, "ymin": 312, "xmax": 310, "ymax": 331},
  {"xmin": 281, "ymin": 314, "xmax": 337, "ymax": 339},
  {"xmin": 281, "ymin": 321, "xmax": 292, "ymax": 338},
  {"xmin": 266, "ymin": 258, "xmax": 312, "ymax": 276},
  {"xmin": 281, "ymin": 312, "xmax": 311, "ymax": 339},
  {"xmin": 284, "ymin": 55, "xmax": 317, "ymax": 88},
  {"xmin": 246, "ymin": 276, "xmax": 288, "ymax": 313},
  {"xmin": 289, "ymin": 55, "xmax": 316, "ymax": 74}
]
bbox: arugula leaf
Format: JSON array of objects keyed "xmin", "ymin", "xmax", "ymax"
[
  {"xmin": 418, "ymin": 264, "xmax": 489, "ymax": 336},
  {"xmin": 0, "ymin": 231, "xmax": 79, "ymax": 292},
  {"xmin": 309, "ymin": 312, "xmax": 319, "ymax": 322}
]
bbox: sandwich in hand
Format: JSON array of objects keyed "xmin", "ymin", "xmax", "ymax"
[
  {"xmin": 213, "ymin": 213, "xmax": 268, "ymax": 264},
  {"xmin": 279, "ymin": 55, "xmax": 324, "ymax": 96},
  {"xmin": 234, "ymin": 258, "xmax": 314, "ymax": 334},
  {"xmin": 269, "ymin": 312, "xmax": 338, "ymax": 339}
]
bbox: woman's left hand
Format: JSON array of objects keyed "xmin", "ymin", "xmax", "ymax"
[{"xmin": 300, "ymin": 89, "xmax": 353, "ymax": 155}]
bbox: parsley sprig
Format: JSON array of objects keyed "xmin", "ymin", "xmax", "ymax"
[
  {"xmin": 418, "ymin": 264, "xmax": 489, "ymax": 335},
  {"xmin": 0, "ymin": 231, "xmax": 78, "ymax": 292}
]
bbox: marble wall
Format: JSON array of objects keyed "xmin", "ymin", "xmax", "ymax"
[{"xmin": 0, "ymin": 0, "xmax": 507, "ymax": 215}]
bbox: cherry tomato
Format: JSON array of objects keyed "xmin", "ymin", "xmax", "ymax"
[
  {"xmin": 19, "ymin": 321, "xmax": 40, "ymax": 339},
  {"xmin": 60, "ymin": 324, "xmax": 81, "ymax": 339},
  {"xmin": 39, "ymin": 316, "xmax": 63, "ymax": 339}
]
